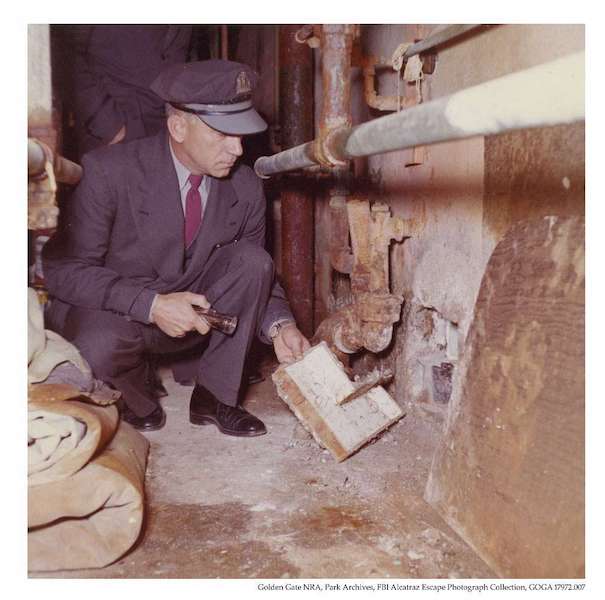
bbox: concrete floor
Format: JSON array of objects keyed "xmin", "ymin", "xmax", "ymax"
[{"xmin": 38, "ymin": 360, "xmax": 494, "ymax": 579}]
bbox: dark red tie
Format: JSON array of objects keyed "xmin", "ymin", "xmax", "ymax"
[{"xmin": 185, "ymin": 174, "xmax": 204, "ymax": 247}]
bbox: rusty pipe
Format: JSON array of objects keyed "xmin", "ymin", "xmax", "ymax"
[
  {"xmin": 295, "ymin": 24, "xmax": 315, "ymax": 44},
  {"xmin": 311, "ymin": 25, "xmax": 410, "ymax": 358},
  {"xmin": 278, "ymin": 25, "xmax": 315, "ymax": 338},
  {"xmin": 321, "ymin": 24, "xmax": 355, "ymax": 275},
  {"xmin": 401, "ymin": 24, "xmax": 482, "ymax": 60},
  {"xmin": 28, "ymin": 138, "xmax": 82, "ymax": 185},
  {"xmin": 363, "ymin": 60, "xmax": 417, "ymax": 112},
  {"xmin": 255, "ymin": 51, "xmax": 585, "ymax": 178},
  {"xmin": 220, "ymin": 25, "xmax": 228, "ymax": 60},
  {"xmin": 329, "ymin": 194, "xmax": 353, "ymax": 274},
  {"xmin": 320, "ymin": 25, "xmax": 354, "ymax": 133},
  {"xmin": 317, "ymin": 24, "xmax": 354, "ymax": 167},
  {"xmin": 313, "ymin": 293, "xmax": 403, "ymax": 355}
]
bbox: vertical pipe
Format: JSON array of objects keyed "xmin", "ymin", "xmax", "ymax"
[
  {"xmin": 221, "ymin": 25, "xmax": 228, "ymax": 60},
  {"xmin": 320, "ymin": 24, "xmax": 353, "ymax": 134},
  {"xmin": 321, "ymin": 25, "xmax": 355, "ymax": 302},
  {"xmin": 279, "ymin": 25, "xmax": 315, "ymax": 337}
]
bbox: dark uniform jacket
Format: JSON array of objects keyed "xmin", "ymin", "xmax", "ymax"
[
  {"xmin": 43, "ymin": 129, "xmax": 293, "ymax": 340},
  {"xmin": 72, "ymin": 25, "xmax": 192, "ymax": 153}
]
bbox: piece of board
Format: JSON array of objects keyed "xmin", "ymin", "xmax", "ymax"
[{"xmin": 272, "ymin": 342, "xmax": 404, "ymax": 461}]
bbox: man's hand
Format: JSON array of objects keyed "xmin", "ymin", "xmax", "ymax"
[
  {"xmin": 150, "ymin": 292, "xmax": 211, "ymax": 338},
  {"xmin": 273, "ymin": 323, "xmax": 311, "ymax": 364},
  {"xmin": 108, "ymin": 125, "xmax": 126, "ymax": 145}
]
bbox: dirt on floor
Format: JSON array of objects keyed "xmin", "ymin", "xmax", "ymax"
[{"xmin": 32, "ymin": 359, "xmax": 493, "ymax": 579}]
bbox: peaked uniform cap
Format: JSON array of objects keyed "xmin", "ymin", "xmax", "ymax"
[{"xmin": 151, "ymin": 59, "xmax": 267, "ymax": 135}]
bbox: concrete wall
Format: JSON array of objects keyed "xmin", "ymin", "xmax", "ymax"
[
  {"xmin": 346, "ymin": 27, "xmax": 585, "ymax": 573},
  {"xmin": 28, "ymin": 24, "xmax": 52, "ymax": 128},
  {"xmin": 425, "ymin": 214, "xmax": 585, "ymax": 577},
  {"xmin": 235, "ymin": 24, "xmax": 584, "ymax": 420},
  {"xmin": 355, "ymin": 24, "xmax": 584, "ymax": 415},
  {"xmin": 28, "ymin": 24, "xmax": 57, "ymax": 150}
]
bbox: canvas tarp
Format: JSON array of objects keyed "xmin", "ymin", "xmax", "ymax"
[
  {"xmin": 28, "ymin": 289, "xmax": 150, "ymax": 571},
  {"xmin": 28, "ymin": 400, "xmax": 149, "ymax": 571}
]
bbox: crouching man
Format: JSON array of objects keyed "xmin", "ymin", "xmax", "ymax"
[{"xmin": 43, "ymin": 59, "xmax": 309, "ymax": 434}]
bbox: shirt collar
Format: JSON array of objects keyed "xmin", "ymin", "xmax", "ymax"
[{"xmin": 168, "ymin": 139, "xmax": 194, "ymax": 191}]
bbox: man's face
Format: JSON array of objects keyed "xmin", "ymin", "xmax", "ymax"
[{"xmin": 175, "ymin": 114, "xmax": 243, "ymax": 178}]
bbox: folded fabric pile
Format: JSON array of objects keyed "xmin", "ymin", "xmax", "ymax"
[{"xmin": 27, "ymin": 288, "xmax": 150, "ymax": 571}]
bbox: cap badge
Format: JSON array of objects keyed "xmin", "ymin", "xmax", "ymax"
[{"xmin": 236, "ymin": 71, "xmax": 252, "ymax": 95}]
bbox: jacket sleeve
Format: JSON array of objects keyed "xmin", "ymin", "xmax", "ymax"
[
  {"xmin": 42, "ymin": 154, "xmax": 156, "ymax": 323},
  {"xmin": 237, "ymin": 169, "xmax": 295, "ymax": 343},
  {"xmin": 71, "ymin": 26, "xmax": 125, "ymax": 144}
]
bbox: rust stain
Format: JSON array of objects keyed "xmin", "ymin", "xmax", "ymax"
[
  {"xmin": 286, "ymin": 504, "xmax": 379, "ymax": 549},
  {"xmin": 122, "ymin": 502, "xmax": 300, "ymax": 578}
]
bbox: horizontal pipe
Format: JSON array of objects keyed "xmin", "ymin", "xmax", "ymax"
[
  {"xmin": 28, "ymin": 138, "xmax": 47, "ymax": 175},
  {"xmin": 28, "ymin": 138, "xmax": 82, "ymax": 185},
  {"xmin": 255, "ymin": 141, "xmax": 318, "ymax": 178},
  {"xmin": 255, "ymin": 51, "xmax": 585, "ymax": 178},
  {"xmin": 402, "ymin": 24, "xmax": 481, "ymax": 59}
]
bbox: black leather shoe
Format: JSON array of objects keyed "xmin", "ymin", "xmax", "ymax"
[
  {"xmin": 120, "ymin": 403, "xmax": 166, "ymax": 432},
  {"xmin": 189, "ymin": 384, "xmax": 266, "ymax": 437}
]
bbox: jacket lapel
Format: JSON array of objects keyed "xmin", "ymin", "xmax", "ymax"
[
  {"xmin": 185, "ymin": 175, "xmax": 243, "ymax": 272},
  {"xmin": 129, "ymin": 130, "xmax": 185, "ymax": 282}
]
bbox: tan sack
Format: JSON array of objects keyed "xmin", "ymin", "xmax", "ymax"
[
  {"xmin": 28, "ymin": 420, "xmax": 149, "ymax": 571},
  {"xmin": 28, "ymin": 288, "xmax": 91, "ymax": 384},
  {"xmin": 28, "ymin": 400, "xmax": 119, "ymax": 486}
]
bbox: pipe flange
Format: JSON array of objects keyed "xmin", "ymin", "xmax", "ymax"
[
  {"xmin": 323, "ymin": 127, "xmax": 349, "ymax": 167},
  {"xmin": 333, "ymin": 324, "xmax": 359, "ymax": 355},
  {"xmin": 314, "ymin": 126, "xmax": 350, "ymax": 169},
  {"xmin": 295, "ymin": 25, "xmax": 320, "ymax": 48},
  {"xmin": 28, "ymin": 139, "xmax": 53, "ymax": 182}
]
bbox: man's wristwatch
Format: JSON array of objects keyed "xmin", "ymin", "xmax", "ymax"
[{"xmin": 268, "ymin": 319, "xmax": 295, "ymax": 340}]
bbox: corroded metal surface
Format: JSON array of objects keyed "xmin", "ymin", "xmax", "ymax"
[
  {"xmin": 28, "ymin": 138, "xmax": 82, "ymax": 185},
  {"xmin": 28, "ymin": 138, "xmax": 82, "ymax": 230},
  {"xmin": 314, "ymin": 198, "xmax": 410, "ymax": 355},
  {"xmin": 28, "ymin": 139, "xmax": 58, "ymax": 230},
  {"xmin": 279, "ymin": 26, "xmax": 314, "ymax": 153},
  {"xmin": 281, "ymin": 183, "xmax": 315, "ymax": 337},
  {"xmin": 279, "ymin": 25, "xmax": 315, "ymax": 337},
  {"xmin": 362, "ymin": 58, "xmax": 417, "ymax": 112},
  {"xmin": 315, "ymin": 24, "xmax": 355, "ymax": 168},
  {"xmin": 313, "ymin": 26, "xmax": 409, "ymax": 357},
  {"xmin": 320, "ymin": 26, "xmax": 354, "ymax": 288},
  {"xmin": 272, "ymin": 24, "xmax": 412, "ymax": 357},
  {"xmin": 255, "ymin": 51, "xmax": 585, "ymax": 177},
  {"xmin": 28, "ymin": 179, "xmax": 59, "ymax": 230},
  {"xmin": 338, "ymin": 367, "xmax": 394, "ymax": 405},
  {"xmin": 329, "ymin": 195, "xmax": 353, "ymax": 274}
]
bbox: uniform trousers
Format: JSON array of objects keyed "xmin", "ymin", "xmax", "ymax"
[{"xmin": 46, "ymin": 240, "xmax": 274, "ymax": 417}]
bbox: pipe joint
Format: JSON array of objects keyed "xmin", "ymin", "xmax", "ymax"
[
  {"xmin": 314, "ymin": 126, "xmax": 350, "ymax": 168},
  {"xmin": 362, "ymin": 60, "xmax": 418, "ymax": 112},
  {"xmin": 28, "ymin": 138, "xmax": 82, "ymax": 185},
  {"xmin": 295, "ymin": 24, "xmax": 320, "ymax": 48}
]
